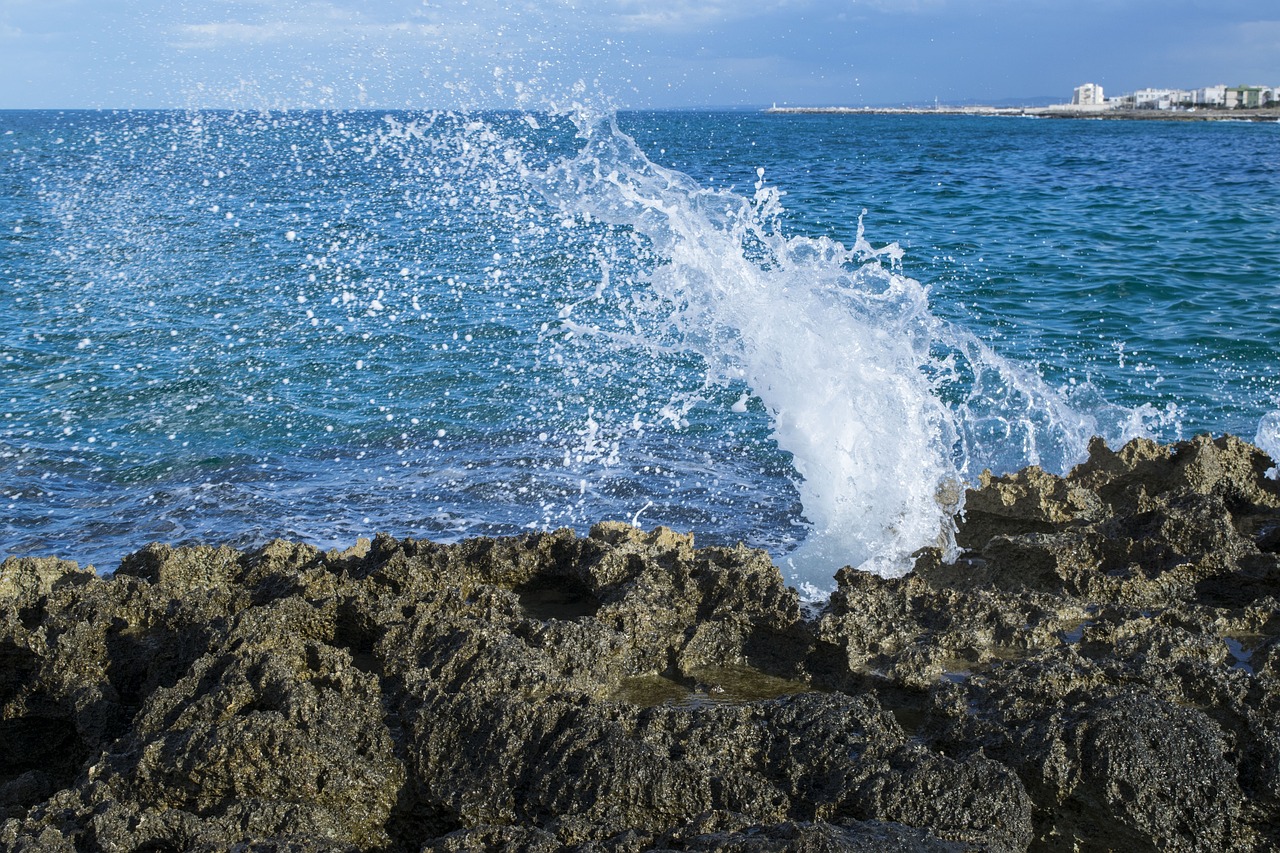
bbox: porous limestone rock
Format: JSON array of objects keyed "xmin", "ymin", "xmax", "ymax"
[{"xmin": 2, "ymin": 434, "xmax": 1279, "ymax": 851}]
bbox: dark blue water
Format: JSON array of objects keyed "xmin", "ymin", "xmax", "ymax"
[{"xmin": 3, "ymin": 108, "xmax": 1278, "ymax": 586}]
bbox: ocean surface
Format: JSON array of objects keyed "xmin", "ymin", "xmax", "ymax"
[{"xmin": 3, "ymin": 108, "xmax": 1279, "ymax": 595}]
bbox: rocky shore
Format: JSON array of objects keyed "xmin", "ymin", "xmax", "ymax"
[{"xmin": 3, "ymin": 434, "xmax": 1280, "ymax": 851}]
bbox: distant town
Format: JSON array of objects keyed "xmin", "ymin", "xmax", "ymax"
[
  {"xmin": 1058, "ymin": 81, "xmax": 1279, "ymax": 111},
  {"xmin": 765, "ymin": 82, "xmax": 1280, "ymax": 121}
]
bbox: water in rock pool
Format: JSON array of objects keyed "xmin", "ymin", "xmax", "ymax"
[{"xmin": 2, "ymin": 107, "xmax": 1278, "ymax": 595}]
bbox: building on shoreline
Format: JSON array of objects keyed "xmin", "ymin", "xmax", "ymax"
[
  {"xmin": 1071, "ymin": 83, "xmax": 1105, "ymax": 106},
  {"xmin": 1061, "ymin": 82, "xmax": 1278, "ymax": 112},
  {"xmin": 763, "ymin": 82, "xmax": 1280, "ymax": 120}
]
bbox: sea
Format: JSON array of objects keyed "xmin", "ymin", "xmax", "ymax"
[{"xmin": 3, "ymin": 107, "xmax": 1279, "ymax": 596}]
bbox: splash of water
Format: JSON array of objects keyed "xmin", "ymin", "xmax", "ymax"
[
  {"xmin": 528, "ymin": 113, "xmax": 1146, "ymax": 595},
  {"xmin": 8, "ymin": 105, "xmax": 1153, "ymax": 594},
  {"xmin": 1256, "ymin": 411, "xmax": 1280, "ymax": 479}
]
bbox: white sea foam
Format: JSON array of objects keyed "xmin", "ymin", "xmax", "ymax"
[
  {"xmin": 1255, "ymin": 411, "xmax": 1280, "ymax": 479},
  {"xmin": 530, "ymin": 114, "xmax": 1144, "ymax": 596}
]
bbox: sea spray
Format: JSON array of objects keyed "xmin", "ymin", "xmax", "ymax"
[
  {"xmin": 4, "ymin": 108, "xmax": 1186, "ymax": 590},
  {"xmin": 527, "ymin": 118, "xmax": 941, "ymax": 590},
  {"xmin": 1257, "ymin": 411, "xmax": 1280, "ymax": 479},
  {"xmin": 528, "ymin": 113, "xmax": 1150, "ymax": 594}
]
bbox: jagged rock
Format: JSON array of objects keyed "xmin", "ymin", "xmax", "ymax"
[{"xmin": 2, "ymin": 435, "xmax": 1280, "ymax": 850}]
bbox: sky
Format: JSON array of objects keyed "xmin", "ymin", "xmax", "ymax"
[{"xmin": 0, "ymin": 0, "xmax": 1277, "ymax": 110}]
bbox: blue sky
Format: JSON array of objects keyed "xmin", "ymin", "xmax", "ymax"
[{"xmin": 1, "ymin": 0, "xmax": 1277, "ymax": 109}]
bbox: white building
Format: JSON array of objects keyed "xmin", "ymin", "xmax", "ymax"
[
  {"xmin": 1195, "ymin": 85, "xmax": 1227, "ymax": 107},
  {"xmin": 1132, "ymin": 88, "xmax": 1193, "ymax": 110},
  {"xmin": 1058, "ymin": 80, "xmax": 1277, "ymax": 112},
  {"xmin": 1071, "ymin": 83, "xmax": 1105, "ymax": 106}
]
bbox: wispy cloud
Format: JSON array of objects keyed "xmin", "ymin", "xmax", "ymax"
[
  {"xmin": 606, "ymin": 0, "xmax": 803, "ymax": 32},
  {"xmin": 845, "ymin": 0, "xmax": 947, "ymax": 13},
  {"xmin": 170, "ymin": 1, "xmax": 444, "ymax": 49},
  {"xmin": 1236, "ymin": 18, "xmax": 1280, "ymax": 45},
  {"xmin": 174, "ymin": 21, "xmax": 310, "ymax": 47},
  {"xmin": 1161, "ymin": 17, "xmax": 1280, "ymax": 84},
  {"xmin": 172, "ymin": 19, "xmax": 442, "ymax": 49},
  {"xmin": 0, "ymin": 0, "xmax": 78, "ymax": 41}
]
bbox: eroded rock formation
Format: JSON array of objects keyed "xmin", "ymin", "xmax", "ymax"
[{"xmin": 2, "ymin": 434, "xmax": 1279, "ymax": 850}]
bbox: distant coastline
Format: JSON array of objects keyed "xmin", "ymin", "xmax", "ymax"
[{"xmin": 763, "ymin": 105, "xmax": 1280, "ymax": 122}]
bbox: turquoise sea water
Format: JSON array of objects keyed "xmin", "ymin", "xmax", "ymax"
[{"xmin": 2, "ymin": 109, "xmax": 1278, "ymax": 593}]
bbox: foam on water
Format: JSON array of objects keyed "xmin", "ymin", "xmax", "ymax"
[
  {"xmin": 525, "ymin": 113, "xmax": 1148, "ymax": 595},
  {"xmin": 1256, "ymin": 411, "xmax": 1280, "ymax": 479}
]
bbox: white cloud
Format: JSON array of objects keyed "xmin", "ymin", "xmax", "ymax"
[
  {"xmin": 1159, "ymin": 18, "xmax": 1280, "ymax": 85},
  {"xmin": 606, "ymin": 0, "xmax": 803, "ymax": 32},
  {"xmin": 174, "ymin": 21, "xmax": 306, "ymax": 47},
  {"xmin": 172, "ymin": 18, "xmax": 442, "ymax": 48},
  {"xmin": 169, "ymin": 1, "xmax": 447, "ymax": 49},
  {"xmin": 1236, "ymin": 18, "xmax": 1280, "ymax": 45},
  {"xmin": 847, "ymin": 0, "xmax": 947, "ymax": 13}
]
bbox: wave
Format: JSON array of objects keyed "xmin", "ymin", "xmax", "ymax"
[{"xmin": 519, "ymin": 112, "xmax": 1152, "ymax": 595}]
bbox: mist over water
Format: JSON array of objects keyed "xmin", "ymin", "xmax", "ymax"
[{"xmin": 3, "ymin": 105, "xmax": 1278, "ymax": 595}]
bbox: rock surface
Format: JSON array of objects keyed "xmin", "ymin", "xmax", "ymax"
[{"xmin": 2, "ymin": 434, "xmax": 1279, "ymax": 851}]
